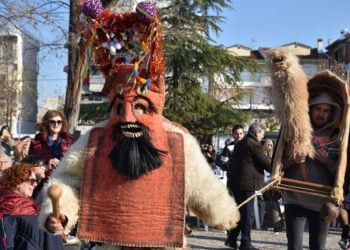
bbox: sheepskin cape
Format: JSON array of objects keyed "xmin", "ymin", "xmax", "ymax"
[{"xmin": 77, "ymin": 127, "xmax": 185, "ymax": 247}]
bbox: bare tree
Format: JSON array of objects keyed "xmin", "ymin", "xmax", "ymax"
[
  {"xmin": 0, "ymin": 1, "xmax": 69, "ymax": 52},
  {"xmin": 0, "ymin": 0, "xmax": 70, "ymax": 131}
]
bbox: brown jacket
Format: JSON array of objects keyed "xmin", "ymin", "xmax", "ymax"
[{"xmin": 228, "ymin": 133, "xmax": 272, "ymax": 191}]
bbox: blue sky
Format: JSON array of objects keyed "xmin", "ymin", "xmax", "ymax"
[
  {"xmin": 38, "ymin": 0, "xmax": 350, "ymax": 104},
  {"xmin": 214, "ymin": 0, "xmax": 350, "ymax": 49}
]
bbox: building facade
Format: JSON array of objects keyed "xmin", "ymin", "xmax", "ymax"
[
  {"xmin": 325, "ymin": 29, "xmax": 350, "ymax": 82},
  {"xmin": 0, "ymin": 31, "xmax": 39, "ymax": 137},
  {"xmin": 225, "ymin": 40, "xmax": 330, "ymax": 127}
]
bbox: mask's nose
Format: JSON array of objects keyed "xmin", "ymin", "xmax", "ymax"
[{"xmin": 122, "ymin": 103, "xmax": 136, "ymax": 123}]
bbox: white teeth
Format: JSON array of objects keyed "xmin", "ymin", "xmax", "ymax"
[
  {"xmin": 122, "ymin": 131, "xmax": 143, "ymax": 138},
  {"xmin": 121, "ymin": 124, "xmax": 143, "ymax": 138},
  {"xmin": 121, "ymin": 124, "xmax": 139, "ymax": 129},
  {"xmin": 122, "ymin": 131, "xmax": 134, "ymax": 137}
]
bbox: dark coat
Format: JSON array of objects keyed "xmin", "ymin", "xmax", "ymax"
[
  {"xmin": 0, "ymin": 190, "xmax": 63, "ymax": 250},
  {"xmin": 29, "ymin": 132, "xmax": 73, "ymax": 163},
  {"xmin": 3, "ymin": 215, "xmax": 63, "ymax": 250},
  {"xmin": 228, "ymin": 133, "xmax": 272, "ymax": 191}
]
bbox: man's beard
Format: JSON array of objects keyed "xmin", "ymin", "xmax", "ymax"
[{"xmin": 109, "ymin": 122, "xmax": 166, "ymax": 180}]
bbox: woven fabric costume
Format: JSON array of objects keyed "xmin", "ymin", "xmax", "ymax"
[{"xmin": 38, "ymin": 1, "xmax": 239, "ymax": 249}]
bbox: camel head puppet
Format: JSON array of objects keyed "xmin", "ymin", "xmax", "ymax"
[{"xmin": 81, "ymin": 0, "xmax": 168, "ymax": 179}]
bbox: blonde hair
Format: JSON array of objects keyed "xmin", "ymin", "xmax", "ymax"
[{"xmin": 263, "ymin": 139, "xmax": 274, "ymax": 157}]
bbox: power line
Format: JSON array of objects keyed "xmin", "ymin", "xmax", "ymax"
[{"xmin": 37, "ymin": 78, "xmax": 67, "ymax": 82}]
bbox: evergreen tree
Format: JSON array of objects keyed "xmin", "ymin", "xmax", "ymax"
[{"xmin": 159, "ymin": 0, "xmax": 258, "ymax": 138}]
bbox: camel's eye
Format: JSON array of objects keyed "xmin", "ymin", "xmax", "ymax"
[{"xmin": 272, "ymin": 56, "xmax": 284, "ymax": 63}]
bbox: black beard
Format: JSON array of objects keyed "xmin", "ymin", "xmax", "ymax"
[{"xmin": 109, "ymin": 122, "xmax": 165, "ymax": 180}]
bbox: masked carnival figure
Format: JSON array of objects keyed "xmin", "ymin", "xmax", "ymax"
[{"xmin": 38, "ymin": 1, "xmax": 240, "ymax": 249}]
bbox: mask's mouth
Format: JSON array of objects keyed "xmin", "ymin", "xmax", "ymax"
[{"xmin": 121, "ymin": 123, "xmax": 143, "ymax": 138}]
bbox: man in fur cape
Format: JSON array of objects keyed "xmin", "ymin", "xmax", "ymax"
[{"xmin": 38, "ymin": 1, "xmax": 239, "ymax": 249}]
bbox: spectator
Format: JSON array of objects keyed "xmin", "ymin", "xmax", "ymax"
[
  {"xmin": 0, "ymin": 152, "xmax": 11, "ymax": 178},
  {"xmin": 21, "ymin": 155, "xmax": 48, "ymax": 204},
  {"xmin": 263, "ymin": 139, "xmax": 274, "ymax": 158},
  {"xmin": 262, "ymin": 138, "xmax": 284, "ymax": 232},
  {"xmin": 29, "ymin": 110, "xmax": 73, "ymax": 174},
  {"xmin": 0, "ymin": 125, "xmax": 13, "ymax": 158},
  {"xmin": 220, "ymin": 124, "xmax": 245, "ymax": 171},
  {"xmin": 221, "ymin": 125, "xmax": 245, "ymax": 196},
  {"xmin": 0, "ymin": 163, "xmax": 63, "ymax": 249},
  {"xmin": 225, "ymin": 123, "xmax": 272, "ymax": 250},
  {"xmin": 282, "ymin": 91, "xmax": 341, "ymax": 250},
  {"xmin": 204, "ymin": 143, "xmax": 216, "ymax": 166},
  {"xmin": 14, "ymin": 136, "xmax": 31, "ymax": 162}
]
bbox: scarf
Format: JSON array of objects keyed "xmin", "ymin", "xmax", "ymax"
[
  {"xmin": 0, "ymin": 189, "xmax": 39, "ymax": 216},
  {"xmin": 48, "ymin": 136, "xmax": 62, "ymax": 159}
]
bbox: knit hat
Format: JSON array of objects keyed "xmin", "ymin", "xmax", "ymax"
[{"xmin": 309, "ymin": 91, "xmax": 340, "ymax": 110}]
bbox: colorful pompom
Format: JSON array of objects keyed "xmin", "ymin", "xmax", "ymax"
[
  {"xmin": 136, "ymin": 2, "xmax": 157, "ymax": 22},
  {"xmin": 82, "ymin": 0, "xmax": 103, "ymax": 19}
]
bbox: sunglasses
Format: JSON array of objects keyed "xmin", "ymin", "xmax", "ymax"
[
  {"xmin": 49, "ymin": 120, "xmax": 63, "ymax": 125},
  {"xmin": 25, "ymin": 178, "xmax": 38, "ymax": 186},
  {"xmin": 35, "ymin": 163, "xmax": 47, "ymax": 169}
]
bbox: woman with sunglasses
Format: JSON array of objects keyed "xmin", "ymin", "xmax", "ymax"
[
  {"xmin": 21, "ymin": 154, "xmax": 49, "ymax": 204},
  {"xmin": 0, "ymin": 163, "xmax": 63, "ymax": 249},
  {"xmin": 29, "ymin": 110, "xmax": 73, "ymax": 175}
]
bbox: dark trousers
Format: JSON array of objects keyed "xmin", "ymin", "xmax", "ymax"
[
  {"xmin": 285, "ymin": 204, "xmax": 329, "ymax": 250},
  {"xmin": 341, "ymin": 209, "xmax": 350, "ymax": 240},
  {"xmin": 227, "ymin": 190, "xmax": 255, "ymax": 248}
]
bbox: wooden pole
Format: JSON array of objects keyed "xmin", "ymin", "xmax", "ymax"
[{"xmin": 237, "ymin": 177, "xmax": 280, "ymax": 209}]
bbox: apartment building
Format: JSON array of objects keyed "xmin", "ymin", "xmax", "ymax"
[
  {"xmin": 0, "ymin": 31, "xmax": 39, "ymax": 137},
  {"xmin": 225, "ymin": 40, "xmax": 329, "ymax": 124},
  {"xmin": 326, "ymin": 28, "xmax": 350, "ymax": 82}
]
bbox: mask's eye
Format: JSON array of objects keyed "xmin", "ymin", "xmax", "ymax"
[
  {"xmin": 133, "ymin": 102, "xmax": 147, "ymax": 116},
  {"xmin": 116, "ymin": 103, "xmax": 124, "ymax": 115}
]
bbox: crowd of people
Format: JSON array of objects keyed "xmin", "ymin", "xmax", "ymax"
[
  {"xmin": 0, "ymin": 89, "xmax": 348, "ymax": 250},
  {"xmin": 0, "ymin": 110, "xmax": 73, "ymax": 249}
]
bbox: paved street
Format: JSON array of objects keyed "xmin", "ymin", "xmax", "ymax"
[
  {"xmin": 187, "ymin": 226, "xmax": 343, "ymax": 250},
  {"xmin": 63, "ymin": 223, "xmax": 343, "ymax": 250}
]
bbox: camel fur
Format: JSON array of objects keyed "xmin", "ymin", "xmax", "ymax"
[{"xmin": 266, "ymin": 47, "xmax": 315, "ymax": 160}]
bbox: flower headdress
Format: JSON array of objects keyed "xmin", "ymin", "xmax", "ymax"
[{"xmin": 81, "ymin": 0, "xmax": 164, "ymax": 95}]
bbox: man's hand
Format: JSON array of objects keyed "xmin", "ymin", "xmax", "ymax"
[
  {"xmin": 45, "ymin": 214, "xmax": 67, "ymax": 234},
  {"xmin": 315, "ymin": 147, "xmax": 329, "ymax": 165},
  {"xmin": 48, "ymin": 158, "xmax": 60, "ymax": 170}
]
